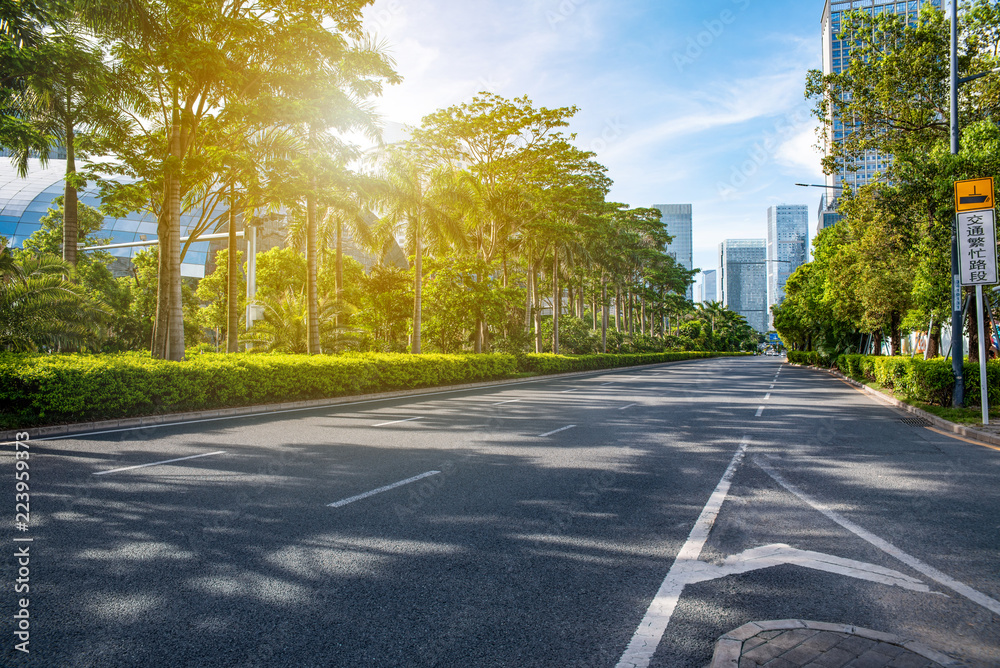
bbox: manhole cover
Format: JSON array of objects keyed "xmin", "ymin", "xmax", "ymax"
[{"xmin": 900, "ymin": 417, "xmax": 931, "ymax": 427}]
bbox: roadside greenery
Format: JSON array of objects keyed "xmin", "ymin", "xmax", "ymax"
[
  {"xmin": 780, "ymin": 2, "xmax": 1000, "ymax": 371},
  {"xmin": 0, "ymin": 350, "xmax": 748, "ymax": 428}
]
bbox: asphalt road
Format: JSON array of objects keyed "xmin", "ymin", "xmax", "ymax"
[{"xmin": 3, "ymin": 356, "xmax": 999, "ymax": 667}]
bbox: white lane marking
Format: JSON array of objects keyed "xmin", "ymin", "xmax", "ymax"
[
  {"xmin": 754, "ymin": 456, "xmax": 1000, "ymax": 617},
  {"xmin": 328, "ymin": 470, "xmax": 441, "ymax": 508},
  {"xmin": 616, "ymin": 436, "xmax": 749, "ymax": 668},
  {"xmin": 682, "ymin": 543, "xmax": 934, "ymax": 594},
  {"xmin": 24, "ymin": 357, "xmax": 718, "ymax": 444},
  {"xmin": 619, "ymin": 403, "xmax": 638, "ymax": 411},
  {"xmin": 601, "ymin": 382, "xmax": 616, "ymax": 386},
  {"xmin": 755, "ymin": 406, "xmax": 765, "ymax": 417},
  {"xmin": 492, "ymin": 399, "xmax": 521, "ymax": 406},
  {"xmin": 372, "ymin": 416, "xmax": 424, "ymax": 427},
  {"xmin": 560, "ymin": 388, "xmax": 579, "ymax": 393},
  {"xmin": 538, "ymin": 425, "xmax": 576, "ymax": 437},
  {"xmin": 93, "ymin": 451, "xmax": 226, "ymax": 476},
  {"xmin": 764, "ymin": 393, "xmax": 771, "ymax": 401},
  {"xmin": 769, "ymin": 384, "xmax": 775, "ymax": 389}
]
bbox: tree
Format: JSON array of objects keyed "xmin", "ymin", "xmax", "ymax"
[
  {"xmin": 372, "ymin": 146, "xmax": 466, "ymax": 354},
  {"xmin": 0, "ymin": 237, "xmax": 106, "ymax": 351},
  {"xmin": 105, "ymin": 0, "xmax": 398, "ymax": 361}
]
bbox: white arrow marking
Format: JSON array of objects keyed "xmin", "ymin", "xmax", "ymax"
[{"xmin": 682, "ymin": 544, "xmax": 934, "ymax": 593}]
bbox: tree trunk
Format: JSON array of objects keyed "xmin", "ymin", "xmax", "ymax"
[
  {"xmin": 227, "ymin": 184, "xmax": 239, "ymax": 353},
  {"xmin": 62, "ymin": 113, "xmax": 78, "ymax": 267},
  {"xmin": 166, "ymin": 112, "xmax": 185, "ymax": 362},
  {"xmin": 152, "ymin": 205, "xmax": 169, "ymax": 358},
  {"xmin": 968, "ymin": 296, "xmax": 979, "ymax": 363},
  {"xmin": 601, "ymin": 275, "xmax": 608, "ymax": 353},
  {"xmin": 306, "ymin": 132, "xmax": 320, "ymax": 355},
  {"xmin": 568, "ymin": 283, "xmax": 575, "ymax": 319},
  {"xmin": 335, "ymin": 215, "xmax": 343, "ymax": 329},
  {"xmin": 525, "ymin": 251, "xmax": 534, "ymax": 333},
  {"xmin": 615, "ymin": 286, "xmax": 622, "ymax": 331},
  {"xmin": 640, "ymin": 294, "xmax": 646, "ymax": 336},
  {"xmin": 552, "ymin": 247, "xmax": 560, "ymax": 354},
  {"xmin": 412, "ymin": 218, "xmax": 421, "ymax": 354},
  {"xmin": 534, "ymin": 265, "xmax": 543, "ymax": 354},
  {"xmin": 890, "ymin": 313, "xmax": 902, "ymax": 356},
  {"xmin": 927, "ymin": 322, "xmax": 940, "ymax": 359}
]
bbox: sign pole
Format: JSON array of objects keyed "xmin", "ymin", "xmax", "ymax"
[{"xmin": 976, "ymin": 285, "xmax": 990, "ymax": 425}]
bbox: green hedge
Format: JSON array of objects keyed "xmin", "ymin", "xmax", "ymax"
[
  {"xmin": 787, "ymin": 351, "xmax": 833, "ymax": 367},
  {"xmin": 0, "ymin": 350, "xmax": 748, "ymax": 428},
  {"xmin": 833, "ymin": 354, "xmax": 1000, "ymax": 407}
]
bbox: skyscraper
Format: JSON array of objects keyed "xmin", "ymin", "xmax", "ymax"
[
  {"xmin": 653, "ymin": 204, "xmax": 693, "ymax": 300},
  {"xmin": 821, "ymin": 0, "xmax": 942, "ymax": 192},
  {"xmin": 767, "ymin": 205, "xmax": 809, "ymax": 328},
  {"xmin": 702, "ymin": 269, "xmax": 718, "ymax": 304},
  {"xmin": 719, "ymin": 239, "xmax": 768, "ymax": 333}
]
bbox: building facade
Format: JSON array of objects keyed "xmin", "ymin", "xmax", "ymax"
[
  {"xmin": 719, "ymin": 239, "xmax": 768, "ymax": 333},
  {"xmin": 766, "ymin": 205, "xmax": 809, "ymax": 328},
  {"xmin": 701, "ymin": 269, "xmax": 718, "ymax": 304},
  {"xmin": 821, "ymin": 0, "xmax": 942, "ymax": 193},
  {"xmin": 653, "ymin": 204, "xmax": 693, "ymax": 300}
]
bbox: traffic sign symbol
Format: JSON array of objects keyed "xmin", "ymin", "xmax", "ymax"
[{"xmin": 955, "ymin": 177, "xmax": 995, "ymax": 212}]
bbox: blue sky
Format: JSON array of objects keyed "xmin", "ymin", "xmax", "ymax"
[{"xmin": 361, "ymin": 0, "xmax": 827, "ymax": 286}]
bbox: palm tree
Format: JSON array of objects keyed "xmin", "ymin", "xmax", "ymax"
[
  {"xmin": 372, "ymin": 147, "xmax": 466, "ymax": 354},
  {"xmin": 0, "ymin": 242, "xmax": 106, "ymax": 351}
]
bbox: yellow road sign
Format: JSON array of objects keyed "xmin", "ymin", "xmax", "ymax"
[{"xmin": 955, "ymin": 177, "xmax": 995, "ymax": 212}]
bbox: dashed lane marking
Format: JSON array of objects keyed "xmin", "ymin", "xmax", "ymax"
[
  {"xmin": 93, "ymin": 451, "xmax": 226, "ymax": 476},
  {"xmin": 328, "ymin": 471, "xmax": 441, "ymax": 508}
]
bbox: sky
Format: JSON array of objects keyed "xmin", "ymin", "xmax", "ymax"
[{"xmin": 358, "ymin": 0, "xmax": 828, "ymax": 292}]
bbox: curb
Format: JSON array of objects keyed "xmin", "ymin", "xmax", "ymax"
[
  {"xmin": 1, "ymin": 356, "xmax": 728, "ymax": 443},
  {"xmin": 789, "ymin": 363, "xmax": 1000, "ymax": 449},
  {"xmin": 709, "ymin": 619, "xmax": 965, "ymax": 668}
]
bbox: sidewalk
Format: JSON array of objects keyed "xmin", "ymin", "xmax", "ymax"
[{"xmin": 710, "ymin": 620, "xmax": 966, "ymax": 668}]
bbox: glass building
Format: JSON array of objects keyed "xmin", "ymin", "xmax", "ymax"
[
  {"xmin": 700, "ymin": 269, "xmax": 718, "ymax": 304},
  {"xmin": 0, "ymin": 159, "xmax": 212, "ymax": 277},
  {"xmin": 821, "ymin": 0, "xmax": 942, "ymax": 193},
  {"xmin": 719, "ymin": 239, "xmax": 768, "ymax": 333},
  {"xmin": 766, "ymin": 205, "xmax": 809, "ymax": 328},
  {"xmin": 653, "ymin": 204, "xmax": 693, "ymax": 300}
]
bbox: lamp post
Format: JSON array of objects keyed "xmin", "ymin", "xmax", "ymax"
[{"xmin": 950, "ymin": 0, "xmax": 1000, "ymax": 408}]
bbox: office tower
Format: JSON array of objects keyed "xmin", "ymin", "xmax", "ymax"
[
  {"xmin": 653, "ymin": 204, "xmax": 693, "ymax": 300},
  {"xmin": 821, "ymin": 0, "xmax": 942, "ymax": 193},
  {"xmin": 719, "ymin": 239, "xmax": 768, "ymax": 333},
  {"xmin": 767, "ymin": 205, "xmax": 809, "ymax": 328},
  {"xmin": 702, "ymin": 269, "xmax": 718, "ymax": 303},
  {"xmin": 816, "ymin": 192, "xmax": 843, "ymax": 236}
]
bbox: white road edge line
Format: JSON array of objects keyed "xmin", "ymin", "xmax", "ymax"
[
  {"xmin": 560, "ymin": 389, "xmax": 579, "ymax": 393},
  {"xmin": 328, "ymin": 470, "xmax": 441, "ymax": 508},
  {"xmin": 601, "ymin": 382, "xmax": 616, "ymax": 386},
  {"xmin": 754, "ymin": 456, "xmax": 1000, "ymax": 617},
  {"xmin": 755, "ymin": 406, "xmax": 765, "ymax": 417},
  {"xmin": 618, "ymin": 404, "xmax": 638, "ymax": 411},
  {"xmin": 93, "ymin": 451, "xmax": 226, "ymax": 476},
  {"xmin": 492, "ymin": 399, "xmax": 520, "ymax": 406},
  {"xmin": 538, "ymin": 425, "xmax": 576, "ymax": 437},
  {"xmin": 372, "ymin": 416, "xmax": 424, "ymax": 427},
  {"xmin": 616, "ymin": 436, "xmax": 750, "ymax": 668}
]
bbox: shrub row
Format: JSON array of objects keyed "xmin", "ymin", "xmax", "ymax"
[
  {"xmin": 786, "ymin": 351, "xmax": 833, "ymax": 368},
  {"xmin": 0, "ymin": 350, "xmax": 748, "ymax": 428},
  {"xmin": 833, "ymin": 354, "xmax": 1000, "ymax": 407}
]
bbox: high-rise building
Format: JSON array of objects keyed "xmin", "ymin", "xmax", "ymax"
[
  {"xmin": 701, "ymin": 269, "xmax": 718, "ymax": 304},
  {"xmin": 767, "ymin": 205, "xmax": 809, "ymax": 328},
  {"xmin": 816, "ymin": 191, "xmax": 843, "ymax": 236},
  {"xmin": 653, "ymin": 204, "xmax": 693, "ymax": 300},
  {"xmin": 719, "ymin": 239, "xmax": 768, "ymax": 333},
  {"xmin": 821, "ymin": 0, "xmax": 942, "ymax": 192}
]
